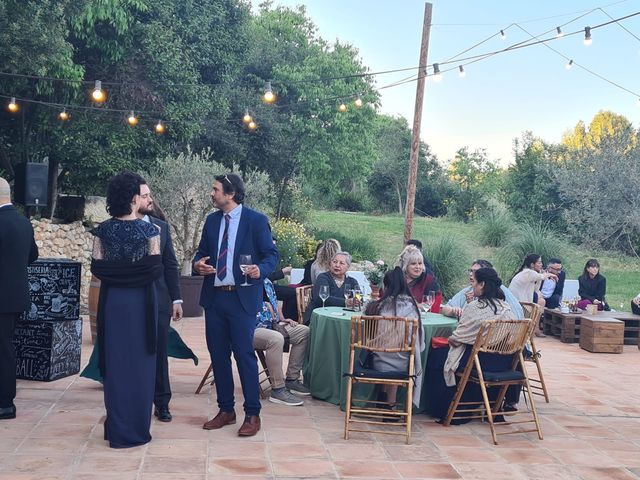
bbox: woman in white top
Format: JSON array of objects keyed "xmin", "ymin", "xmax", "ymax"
[{"xmin": 508, "ymin": 253, "xmax": 557, "ymax": 336}]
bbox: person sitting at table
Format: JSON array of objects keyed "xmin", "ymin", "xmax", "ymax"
[
  {"xmin": 440, "ymin": 259, "xmax": 524, "ymax": 320},
  {"xmin": 631, "ymin": 293, "xmax": 640, "ymax": 315},
  {"xmin": 363, "ymin": 267, "xmax": 425, "ymax": 409},
  {"xmin": 508, "ymin": 253, "xmax": 557, "ymax": 337},
  {"xmin": 300, "ymin": 242, "xmax": 322, "ymax": 286},
  {"xmin": 540, "ymin": 258, "xmax": 565, "ymax": 309},
  {"xmin": 310, "ymin": 238, "xmax": 341, "ymax": 284},
  {"xmin": 426, "ymin": 267, "xmax": 519, "ymax": 422},
  {"xmin": 396, "ymin": 245, "xmax": 442, "ymax": 313},
  {"xmin": 253, "ymin": 279, "xmax": 310, "ymax": 406},
  {"xmin": 304, "ymin": 251, "xmax": 360, "ymax": 325},
  {"xmin": 576, "ymin": 259, "xmax": 609, "ymax": 311}
]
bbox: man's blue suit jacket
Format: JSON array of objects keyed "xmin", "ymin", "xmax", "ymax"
[{"xmin": 193, "ymin": 206, "xmax": 278, "ymax": 315}]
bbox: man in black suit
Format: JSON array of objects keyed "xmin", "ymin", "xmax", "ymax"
[
  {"xmin": 541, "ymin": 258, "xmax": 565, "ymax": 309},
  {"xmin": 0, "ymin": 177, "xmax": 38, "ymax": 420},
  {"xmin": 137, "ymin": 181, "xmax": 183, "ymax": 422}
]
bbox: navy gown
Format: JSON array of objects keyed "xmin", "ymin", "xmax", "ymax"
[{"xmin": 92, "ymin": 218, "xmax": 160, "ymax": 448}]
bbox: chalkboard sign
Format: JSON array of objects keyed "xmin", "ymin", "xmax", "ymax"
[
  {"xmin": 14, "ymin": 320, "xmax": 82, "ymax": 381},
  {"xmin": 21, "ymin": 258, "xmax": 81, "ymax": 322}
]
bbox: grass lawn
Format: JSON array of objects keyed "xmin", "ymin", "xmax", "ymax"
[{"xmin": 309, "ymin": 211, "xmax": 640, "ymax": 311}]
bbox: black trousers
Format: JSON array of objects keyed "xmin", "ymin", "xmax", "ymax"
[
  {"xmin": 154, "ymin": 311, "xmax": 171, "ymax": 408},
  {"xmin": 273, "ymin": 285, "xmax": 298, "ymax": 322},
  {"xmin": 0, "ymin": 313, "xmax": 18, "ymax": 408}
]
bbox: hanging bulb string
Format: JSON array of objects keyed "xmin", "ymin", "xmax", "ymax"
[{"xmin": 596, "ymin": 7, "xmax": 640, "ymax": 43}]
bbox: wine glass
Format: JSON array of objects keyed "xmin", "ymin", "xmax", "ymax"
[
  {"xmin": 319, "ymin": 285, "xmax": 329, "ymax": 309},
  {"xmin": 353, "ymin": 287, "xmax": 363, "ymax": 311},
  {"xmin": 239, "ymin": 254, "xmax": 252, "ymax": 286},
  {"xmin": 422, "ymin": 291, "xmax": 435, "ymax": 313},
  {"xmin": 344, "ymin": 289, "xmax": 354, "ymax": 309}
]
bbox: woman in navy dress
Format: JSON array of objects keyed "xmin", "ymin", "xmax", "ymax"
[{"xmin": 91, "ymin": 172, "xmax": 163, "ymax": 448}]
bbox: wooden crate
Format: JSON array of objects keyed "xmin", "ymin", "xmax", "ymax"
[
  {"xmin": 543, "ymin": 309, "xmax": 582, "ymax": 343},
  {"xmin": 606, "ymin": 312, "xmax": 640, "ymax": 346},
  {"xmin": 579, "ymin": 316, "xmax": 624, "ymax": 353}
]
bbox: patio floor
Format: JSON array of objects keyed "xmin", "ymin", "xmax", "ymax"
[{"xmin": 2, "ymin": 316, "xmax": 640, "ymax": 480}]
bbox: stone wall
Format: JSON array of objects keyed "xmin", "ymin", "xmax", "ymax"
[{"xmin": 31, "ymin": 219, "xmax": 94, "ymax": 311}]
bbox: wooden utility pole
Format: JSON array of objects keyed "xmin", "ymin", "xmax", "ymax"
[{"xmin": 403, "ymin": 2, "xmax": 433, "ymax": 244}]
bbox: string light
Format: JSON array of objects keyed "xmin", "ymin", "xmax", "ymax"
[
  {"xmin": 127, "ymin": 110, "xmax": 138, "ymax": 126},
  {"xmin": 92, "ymin": 80, "xmax": 106, "ymax": 103},
  {"xmin": 458, "ymin": 65, "xmax": 466, "ymax": 78},
  {"xmin": 248, "ymin": 120, "xmax": 257, "ymax": 130},
  {"xmin": 500, "ymin": 29, "xmax": 507, "ymax": 40},
  {"xmin": 7, "ymin": 97, "xmax": 18, "ymax": 112},
  {"xmin": 433, "ymin": 63, "xmax": 442, "ymax": 82},
  {"xmin": 154, "ymin": 120, "xmax": 165, "ymax": 134},
  {"xmin": 242, "ymin": 108, "xmax": 252, "ymax": 123},
  {"xmin": 354, "ymin": 97, "xmax": 363, "ymax": 107},
  {"xmin": 262, "ymin": 81, "xmax": 275, "ymax": 103},
  {"xmin": 584, "ymin": 26, "xmax": 592, "ymax": 45},
  {"xmin": 565, "ymin": 59, "xmax": 574, "ymax": 70},
  {"xmin": 556, "ymin": 27, "xmax": 564, "ymax": 38},
  {"xmin": 338, "ymin": 102, "xmax": 347, "ymax": 112},
  {"xmin": 58, "ymin": 109, "xmax": 69, "ymax": 121}
]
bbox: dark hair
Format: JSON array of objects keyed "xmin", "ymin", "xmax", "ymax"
[
  {"xmin": 472, "ymin": 259, "xmax": 493, "ymax": 269},
  {"xmin": 547, "ymin": 257, "xmax": 562, "ymax": 265},
  {"xmin": 150, "ymin": 202, "xmax": 167, "ymax": 222},
  {"xmin": 474, "ymin": 267, "xmax": 506, "ymax": 315},
  {"xmin": 580, "ymin": 259, "xmax": 600, "ymax": 279},
  {"xmin": 215, "ymin": 173, "xmax": 245, "ymax": 204},
  {"xmin": 511, "ymin": 253, "xmax": 541, "ymax": 282},
  {"xmin": 406, "ymin": 239, "xmax": 423, "ymax": 250},
  {"xmin": 106, "ymin": 171, "xmax": 146, "ymax": 217},
  {"xmin": 364, "ymin": 267, "xmax": 420, "ymax": 318}
]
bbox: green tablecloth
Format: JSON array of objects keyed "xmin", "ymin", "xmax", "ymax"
[{"xmin": 303, "ymin": 306, "xmax": 457, "ymax": 413}]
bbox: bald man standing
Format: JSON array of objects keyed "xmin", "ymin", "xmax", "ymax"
[{"xmin": 0, "ymin": 177, "xmax": 38, "ymax": 420}]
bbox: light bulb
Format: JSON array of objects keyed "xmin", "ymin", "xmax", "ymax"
[
  {"xmin": 155, "ymin": 121, "xmax": 165, "ymax": 134},
  {"xmin": 127, "ymin": 111, "xmax": 138, "ymax": 126},
  {"xmin": 584, "ymin": 26, "xmax": 592, "ymax": 46},
  {"xmin": 458, "ymin": 65, "xmax": 466, "ymax": 78},
  {"xmin": 92, "ymin": 80, "xmax": 106, "ymax": 103},
  {"xmin": 248, "ymin": 120, "xmax": 257, "ymax": 130},
  {"xmin": 433, "ymin": 63, "xmax": 442, "ymax": 82},
  {"xmin": 7, "ymin": 97, "xmax": 18, "ymax": 112},
  {"xmin": 58, "ymin": 109, "xmax": 69, "ymax": 121},
  {"xmin": 500, "ymin": 29, "xmax": 506, "ymax": 40},
  {"xmin": 556, "ymin": 27, "xmax": 564, "ymax": 38},
  {"xmin": 242, "ymin": 109, "xmax": 252, "ymax": 124},
  {"xmin": 263, "ymin": 81, "xmax": 275, "ymax": 103},
  {"xmin": 354, "ymin": 97, "xmax": 363, "ymax": 107},
  {"xmin": 565, "ymin": 59, "xmax": 574, "ymax": 70},
  {"xmin": 338, "ymin": 102, "xmax": 347, "ymax": 112}
]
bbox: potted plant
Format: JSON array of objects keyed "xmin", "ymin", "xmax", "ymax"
[{"xmin": 364, "ymin": 260, "xmax": 388, "ymax": 299}]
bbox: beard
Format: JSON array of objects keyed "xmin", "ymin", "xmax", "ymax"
[{"xmin": 139, "ymin": 203, "xmax": 154, "ymax": 216}]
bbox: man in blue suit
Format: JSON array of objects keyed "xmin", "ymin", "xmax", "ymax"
[{"xmin": 193, "ymin": 174, "xmax": 278, "ymax": 437}]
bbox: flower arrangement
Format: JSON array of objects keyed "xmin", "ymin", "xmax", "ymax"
[{"xmin": 364, "ymin": 260, "xmax": 388, "ymax": 286}]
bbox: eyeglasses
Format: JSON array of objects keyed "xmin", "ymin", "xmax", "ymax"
[{"xmin": 223, "ymin": 175, "xmax": 232, "ymax": 185}]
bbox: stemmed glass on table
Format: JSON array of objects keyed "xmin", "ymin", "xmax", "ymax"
[
  {"xmin": 319, "ymin": 285, "xmax": 330, "ymax": 309},
  {"xmin": 344, "ymin": 289, "xmax": 354, "ymax": 310},
  {"xmin": 422, "ymin": 290, "xmax": 436, "ymax": 313},
  {"xmin": 353, "ymin": 287, "xmax": 363, "ymax": 312},
  {"xmin": 239, "ymin": 254, "xmax": 252, "ymax": 286}
]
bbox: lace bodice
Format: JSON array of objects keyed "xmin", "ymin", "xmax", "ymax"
[{"xmin": 92, "ymin": 218, "xmax": 160, "ymax": 262}]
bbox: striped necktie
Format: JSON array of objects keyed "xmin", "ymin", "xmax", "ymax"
[{"xmin": 216, "ymin": 214, "xmax": 231, "ymax": 280}]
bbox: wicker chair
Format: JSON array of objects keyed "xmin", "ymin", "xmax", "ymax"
[
  {"xmin": 343, "ymin": 315, "xmax": 419, "ymax": 444},
  {"xmin": 295, "ymin": 285, "xmax": 313, "ymax": 323},
  {"xmin": 443, "ymin": 318, "xmax": 543, "ymax": 445},
  {"xmin": 520, "ymin": 301, "xmax": 550, "ymax": 403}
]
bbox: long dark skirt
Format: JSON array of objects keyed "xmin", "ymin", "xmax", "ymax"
[
  {"xmin": 103, "ymin": 286, "xmax": 157, "ymax": 448},
  {"xmin": 425, "ymin": 345, "xmax": 520, "ymax": 421}
]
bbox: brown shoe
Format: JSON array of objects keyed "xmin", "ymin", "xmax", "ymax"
[
  {"xmin": 203, "ymin": 410, "xmax": 236, "ymax": 430},
  {"xmin": 237, "ymin": 415, "xmax": 261, "ymax": 437}
]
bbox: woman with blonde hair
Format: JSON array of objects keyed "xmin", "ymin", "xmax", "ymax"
[
  {"xmin": 396, "ymin": 245, "xmax": 442, "ymax": 313},
  {"xmin": 310, "ymin": 238, "xmax": 341, "ymax": 283}
]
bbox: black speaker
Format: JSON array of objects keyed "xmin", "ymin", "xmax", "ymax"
[{"xmin": 23, "ymin": 163, "xmax": 49, "ymax": 207}]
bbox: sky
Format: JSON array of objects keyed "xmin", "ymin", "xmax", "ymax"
[{"xmin": 250, "ymin": 0, "xmax": 640, "ymax": 166}]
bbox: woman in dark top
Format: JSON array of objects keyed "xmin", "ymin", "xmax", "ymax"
[
  {"xmin": 576, "ymin": 259, "xmax": 609, "ymax": 311},
  {"xmin": 397, "ymin": 245, "xmax": 443, "ymax": 313},
  {"xmin": 304, "ymin": 252, "xmax": 360, "ymax": 324},
  {"xmin": 92, "ymin": 172, "xmax": 163, "ymax": 448}
]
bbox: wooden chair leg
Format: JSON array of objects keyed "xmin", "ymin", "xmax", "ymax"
[
  {"xmin": 343, "ymin": 376, "xmax": 354, "ymax": 440},
  {"xmin": 195, "ymin": 363, "xmax": 213, "ymax": 394}
]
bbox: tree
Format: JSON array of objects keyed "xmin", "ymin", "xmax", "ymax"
[{"xmin": 562, "ymin": 110, "xmax": 637, "ymax": 155}]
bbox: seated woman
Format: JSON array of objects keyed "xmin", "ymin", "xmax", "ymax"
[
  {"xmin": 363, "ymin": 267, "xmax": 425, "ymax": 409},
  {"xmin": 632, "ymin": 294, "xmax": 640, "ymax": 315},
  {"xmin": 304, "ymin": 252, "xmax": 360, "ymax": 324},
  {"xmin": 508, "ymin": 253, "xmax": 557, "ymax": 337},
  {"xmin": 426, "ymin": 267, "xmax": 519, "ymax": 422},
  {"xmin": 310, "ymin": 238, "xmax": 341, "ymax": 284},
  {"xmin": 396, "ymin": 245, "xmax": 443, "ymax": 313},
  {"xmin": 576, "ymin": 259, "xmax": 609, "ymax": 311}
]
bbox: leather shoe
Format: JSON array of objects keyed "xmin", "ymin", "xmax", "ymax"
[
  {"xmin": 0, "ymin": 405, "xmax": 16, "ymax": 420},
  {"xmin": 154, "ymin": 406, "xmax": 172, "ymax": 422},
  {"xmin": 203, "ymin": 410, "xmax": 236, "ymax": 430},
  {"xmin": 237, "ymin": 415, "xmax": 261, "ymax": 437}
]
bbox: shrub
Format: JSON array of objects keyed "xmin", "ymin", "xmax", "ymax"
[
  {"xmin": 498, "ymin": 222, "xmax": 569, "ymax": 280},
  {"xmin": 312, "ymin": 228, "xmax": 378, "ymax": 263},
  {"xmin": 477, "ymin": 205, "xmax": 514, "ymax": 247},
  {"xmin": 272, "ymin": 219, "xmax": 314, "ymax": 268},
  {"xmin": 334, "ymin": 191, "xmax": 370, "ymax": 212},
  {"xmin": 423, "ymin": 236, "xmax": 468, "ymax": 299}
]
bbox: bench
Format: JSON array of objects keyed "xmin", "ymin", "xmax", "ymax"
[{"xmin": 542, "ymin": 308, "xmax": 582, "ymax": 343}]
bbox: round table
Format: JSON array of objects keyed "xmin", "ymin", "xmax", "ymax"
[{"xmin": 303, "ymin": 306, "xmax": 457, "ymax": 413}]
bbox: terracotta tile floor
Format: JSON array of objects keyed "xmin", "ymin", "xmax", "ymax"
[{"xmin": 1, "ymin": 316, "xmax": 640, "ymax": 480}]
